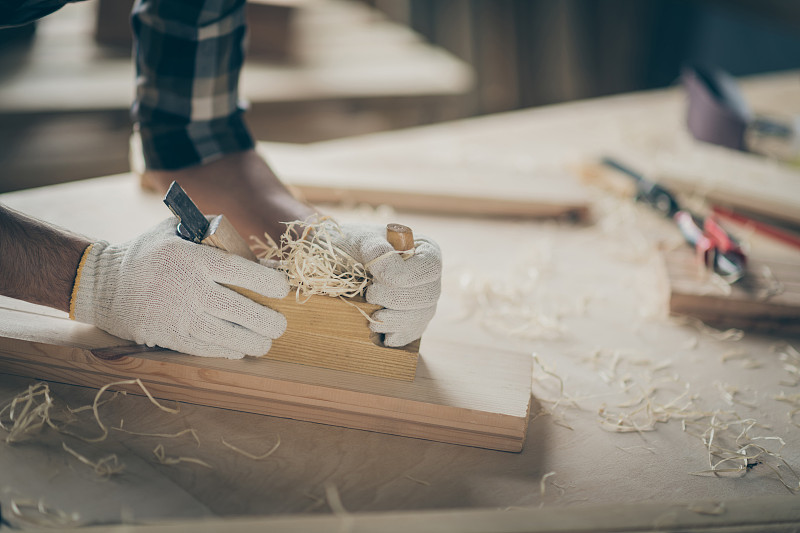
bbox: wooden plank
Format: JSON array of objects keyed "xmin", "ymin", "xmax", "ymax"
[
  {"xmin": 664, "ymin": 246, "xmax": 800, "ymax": 335},
  {"xmin": 261, "ymin": 143, "xmax": 592, "ymax": 220},
  {"xmin": 656, "ymin": 142, "xmax": 800, "ymax": 227},
  {"xmin": 0, "ymin": 297, "xmax": 532, "ymax": 452}
]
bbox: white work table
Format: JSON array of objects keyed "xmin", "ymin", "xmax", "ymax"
[{"xmin": 1, "ymin": 72, "xmax": 799, "ymax": 531}]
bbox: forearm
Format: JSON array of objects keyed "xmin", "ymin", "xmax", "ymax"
[{"xmin": 0, "ymin": 204, "xmax": 92, "ymax": 312}]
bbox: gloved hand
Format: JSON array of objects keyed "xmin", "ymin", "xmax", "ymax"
[
  {"xmin": 71, "ymin": 217, "xmax": 289, "ymax": 359},
  {"xmin": 329, "ymin": 223, "xmax": 442, "ymax": 347}
]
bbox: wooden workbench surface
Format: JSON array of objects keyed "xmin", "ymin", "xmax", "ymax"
[{"xmin": 1, "ymin": 72, "xmax": 800, "ymax": 530}]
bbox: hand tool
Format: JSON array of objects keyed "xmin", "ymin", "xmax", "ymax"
[{"xmin": 601, "ymin": 157, "xmax": 746, "ymax": 282}]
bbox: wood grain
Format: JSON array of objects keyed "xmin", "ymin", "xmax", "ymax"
[
  {"xmin": 0, "ymin": 297, "xmax": 532, "ymax": 452},
  {"xmin": 201, "ymin": 213, "xmax": 421, "ymax": 380}
]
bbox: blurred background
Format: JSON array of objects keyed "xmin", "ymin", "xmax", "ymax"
[{"xmin": 1, "ymin": 0, "xmax": 799, "ymax": 193}]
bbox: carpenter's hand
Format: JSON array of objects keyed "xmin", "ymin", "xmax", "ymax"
[
  {"xmin": 330, "ymin": 223, "xmax": 441, "ymax": 347},
  {"xmin": 71, "ymin": 217, "xmax": 289, "ymax": 359}
]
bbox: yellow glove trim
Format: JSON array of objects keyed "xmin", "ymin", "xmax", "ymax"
[{"xmin": 69, "ymin": 243, "xmax": 94, "ymax": 320}]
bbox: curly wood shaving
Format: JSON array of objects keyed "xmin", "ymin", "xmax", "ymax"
[
  {"xmin": 252, "ymin": 216, "xmax": 371, "ymax": 302},
  {"xmin": 539, "ymin": 471, "xmax": 556, "ymax": 497},
  {"xmin": 68, "ymin": 391, "xmax": 123, "ymax": 414},
  {"xmin": 113, "ymin": 425, "xmax": 200, "ymax": 447},
  {"xmin": 86, "ymin": 379, "xmax": 178, "ymax": 443},
  {"xmin": 221, "ymin": 435, "xmax": 281, "ymax": 460},
  {"xmin": 0, "ymin": 382, "xmax": 59, "ymax": 443},
  {"xmin": 152, "ymin": 443, "xmax": 211, "ymax": 468},
  {"xmin": 9, "ymin": 498, "xmax": 82, "ymax": 528},
  {"xmin": 403, "ymin": 474, "xmax": 430, "ymax": 486},
  {"xmin": 62, "ymin": 442, "xmax": 124, "ymax": 477}
]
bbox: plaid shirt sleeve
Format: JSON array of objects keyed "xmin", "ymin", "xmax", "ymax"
[{"xmin": 131, "ymin": 0, "xmax": 254, "ymax": 170}]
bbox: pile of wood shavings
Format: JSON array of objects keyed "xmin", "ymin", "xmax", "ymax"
[
  {"xmin": 683, "ymin": 412, "xmax": 800, "ymax": 492},
  {"xmin": 252, "ymin": 216, "xmax": 370, "ymax": 303}
]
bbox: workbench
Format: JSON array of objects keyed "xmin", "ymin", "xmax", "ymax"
[{"xmin": 1, "ymin": 72, "xmax": 800, "ymax": 531}]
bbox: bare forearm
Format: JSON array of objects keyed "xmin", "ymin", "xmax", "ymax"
[{"xmin": 0, "ymin": 204, "xmax": 92, "ymax": 312}]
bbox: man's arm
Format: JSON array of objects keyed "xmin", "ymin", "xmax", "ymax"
[{"xmin": 0, "ymin": 203, "xmax": 91, "ymax": 312}]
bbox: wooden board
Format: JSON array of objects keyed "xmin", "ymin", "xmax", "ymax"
[
  {"xmin": 656, "ymin": 142, "xmax": 800, "ymax": 227},
  {"xmin": 664, "ymin": 246, "xmax": 800, "ymax": 335},
  {"xmin": 261, "ymin": 143, "xmax": 592, "ymax": 221},
  {"xmin": 0, "ymin": 297, "xmax": 532, "ymax": 452}
]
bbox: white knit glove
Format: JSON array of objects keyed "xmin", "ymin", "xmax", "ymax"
[
  {"xmin": 330, "ymin": 223, "xmax": 441, "ymax": 347},
  {"xmin": 71, "ymin": 217, "xmax": 289, "ymax": 359}
]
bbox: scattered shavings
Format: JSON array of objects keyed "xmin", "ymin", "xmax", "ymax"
[
  {"xmin": 221, "ymin": 435, "xmax": 281, "ymax": 460},
  {"xmin": 152, "ymin": 443, "xmax": 212, "ymax": 469},
  {"xmin": 251, "ymin": 216, "xmax": 373, "ymax": 302},
  {"xmin": 85, "ymin": 379, "xmax": 178, "ymax": 443},
  {"xmin": 772, "ymin": 342, "xmax": 800, "ymax": 387},
  {"xmin": 62, "ymin": 442, "xmax": 124, "ymax": 477},
  {"xmin": 9, "ymin": 498, "xmax": 82, "ymax": 528},
  {"xmin": 683, "ymin": 413, "xmax": 799, "ymax": 493},
  {"xmin": 714, "ymin": 382, "xmax": 757, "ymax": 408}
]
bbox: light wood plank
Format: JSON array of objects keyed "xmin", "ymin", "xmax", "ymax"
[
  {"xmin": 664, "ymin": 247, "xmax": 800, "ymax": 335},
  {"xmin": 0, "ymin": 297, "xmax": 532, "ymax": 452}
]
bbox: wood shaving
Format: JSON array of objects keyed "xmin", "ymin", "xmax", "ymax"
[
  {"xmin": 539, "ymin": 471, "xmax": 556, "ymax": 497},
  {"xmin": 85, "ymin": 379, "xmax": 178, "ymax": 443},
  {"xmin": 323, "ymin": 483, "xmax": 348, "ymax": 515},
  {"xmin": 0, "ymin": 382, "xmax": 61, "ymax": 443},
  {"xmin": 61, "ymin": 442, "xmax": 124, "ymax": 477},
  {"xmin": 221, "ymin": 435, "xmax": 281, "ymax": 460},
  {"xmin": 152, "ymin": 443, "xmax": 211, "ymax": 469},
  {"xmin": 113, "ymin": 425, "xmax": 200, "ymax": 447},
  {"xmin": 252, "ymin": 216, "xmax": 372, "ymax": 302},
  {"xmin": 403, "ymin": 474, "xmax": 430, "ymax": 486}
]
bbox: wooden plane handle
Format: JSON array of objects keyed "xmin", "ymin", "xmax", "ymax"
[{"xmin": 386, "ymin": 223, "xmax": 415, "ymax": 252}]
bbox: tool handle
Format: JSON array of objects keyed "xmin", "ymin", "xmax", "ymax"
[
  {"xmin": 386, "ymin": 223, "xmax": 415, "ymax": 252},
  {"xmin": 201, "ymin": 215, "xmax": 258, "ymax": 262}
]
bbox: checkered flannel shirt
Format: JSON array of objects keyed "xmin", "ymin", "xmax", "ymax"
[{"xmin": 1, "ymin": 0, "xmax": 254, "ymax": 171}]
